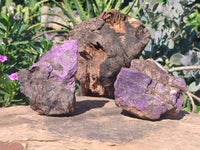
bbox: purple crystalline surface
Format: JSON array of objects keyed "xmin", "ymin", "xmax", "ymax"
[
  {"xmin": 31, "ymin": 40, "xmax": 78, "ymax": 92},
  {"xmin": 18, "ymin": 40, "xmax": 78, "ymax": 115},
  {"xmin": 114, "ymin": 59, "xmax": 186, "ymax": 120},
  {"xmin": 114, "ymin": 68, "xmax": 166, "ymax": 119}
]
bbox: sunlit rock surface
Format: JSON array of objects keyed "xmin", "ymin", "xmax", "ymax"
[
  {"xmin": 114, "ymin": 59, "xmax": 187, "ymax": 120},
  {"xmin": 18, "ymin": 40, "xmax": 78, "ymax": 115}
]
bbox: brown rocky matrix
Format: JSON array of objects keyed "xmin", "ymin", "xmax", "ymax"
[
  {"xmin": 18, "ymin": 41, "xmax": 78, "ymax": 115},
  {"xmin": 69, "ymin": 9, "xmax": 151, "ymax": 98}
]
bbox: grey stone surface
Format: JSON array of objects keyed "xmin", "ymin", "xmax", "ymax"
[{"xmin": 0, "ymin": 96, "xmax": 200, "ymax": 150}]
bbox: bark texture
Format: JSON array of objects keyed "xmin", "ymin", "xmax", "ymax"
[{"xmin": 69, "ymin": 9, "xmax": 151, "ymax": 98}]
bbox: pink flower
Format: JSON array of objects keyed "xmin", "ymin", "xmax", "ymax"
[
  {"xmin": 9, "ymin": 73, "xmax": 18, "ymax": 81},
  {"xmin": 44, "ymin": 33, "xmax": 51, "ymax": 39},
  {"xmin": 0, "ymin": 55, "xmax": 7, "ymax": 62},
  {"xmin": 8, "ymin": 6, "xmax": 14, "ymax": 12},
  {"xmin": 17, "ymin": 17, "xmax": 21, "ymax": 20},
  {"xmin": 13, "ymin": 15, "xmax": 16, "ymax": 19},
  {"xmin": 2, "ymin": 41, "xmax": 5, "ymax": 45}
]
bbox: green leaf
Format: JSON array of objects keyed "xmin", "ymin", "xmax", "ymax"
[
  {"xmin": 121, "ymin": 5, "xmax": 130, "ymax": 14},
  {"xmin": 11, "ymin": 40, "xmax": 29, "ymax": 46},
  {"xmin": 114, "ymin": 0, "xmax": 122, "ymax": 11},
  {"xmin": 182, "ymin": 92, "xmax": 187, "ymax": 101},
  {"xmin": 5, "ymin": 0, "xmax": 13, "ymax": 7},
  {"xmin": 0, "ymin": 28, "xmax": 5, "ymax": 37},
  {"xmin": 1, "ymin": 6, "xmax": 8, "ymax": 21},
  {"xmin": 32, "ymin": 29, "xmax": 69, "ymax": 40},
  {"xmin": 61, "ymin": 0, "xmax": 78, "ymax": 25},
  {"xmin": 0, "ymin": 20, "xmax": 7, "ymax": 31},
  {"xmin": 172, "ymin": 71, "xmax": 179, "ymax": 77},
  {"xmin": 0, "ymin": 0, "xmax": 2, "ymax": 12},
  {"xmin": 28, "ymin": 21, "xmax": 70, "ymax": 30},
  {"xmin": 32, "ymin": 0, "xmax": 49, "ymax": 12},
  {"xmin": 104, "ymin": 0, "xmax": 113, "ymax": 11},
  {"xmin": 124, "ymin": 0, "xmax": 137, "ymax": 15},
  {"xmin": 152, "ymin": 3, "xmax": 159, "ymax": 12},
  {"xmin": 185, "ymin": 100, "xmax": 191, "ymax": 112},
  {"xmin": 188, "ymin": 81, "xmax": 200, "ymax": 92},
  {"xmin": 195, "ymin": 106, "xmax": 200, "ymax": 114},
  {"xmin": 23, "ymin": 7, "xmax": 29, "ymax": 23},
  {"xmin": 86, "ymin": 0, "xmax": 96, "ymax": 18},
  {"xmin": 73, "ymin": 0, "xmax": 88, "ymax": 21},
  {"xmin": 92, "ymin": 0, "xmax": 100, "ymax": 14},
  {"xmin": 131, "ymin": 0, "xmax": 148, "ymax": 18},
  {"xmin": 0, "ymin": 89, "xmax": 9, "ymax": 96},
  {"xmin": 28, "ymin": 0, "xmax": 37, "ymax": 8},
  {"xmin": 170, "ymin": 53, "xmax": 184, "ymax": 65},
  {"xmin": 168, "ymin": 39, "xmax": 174, "ymax": 49}
]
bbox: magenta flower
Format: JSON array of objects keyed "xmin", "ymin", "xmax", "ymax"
[
  {"xmin": 9, "ymin": 73, "xmax": 18, "ymax": 81},
  {"xmin": 44, "ymin": 33, "xmax": 51, "ymax": 39},
  {"xmin": 13, "ymin": 15, "xmax": 16, "ymax": 19},
  {"xmin": 17, "ymin": 17, "xmax": 21, "ymax": 20},
  {"xmin": 2, "ymin": 41, "xmax": 5, "ymax": 45},
  {"xmin": 8, "ymin": 6, "xmax": 14, "ymax": 12},
  {"xmin": 0, "ymin": 55, "xmax": 7, "ymax": 62}
]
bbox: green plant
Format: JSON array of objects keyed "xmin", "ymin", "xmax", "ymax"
[
  {"xmin": 0, "ymin": 3, "xmax": 53, "ymax": 107},
  {"xmin": 31, "ymin": 33, "xmax": 54, "ymax": 57},
  {"xmin": 30, "ymin": 0, "xmax": 148, "ymax": 38},
  {"xmin": 0, "ymin": 4, "xmax": 41, "ymax": 70},
  {"xmin": 0, "ymin": 73, "xmax": 29, "ymax": 107},
  {"xmin": 133, "ymin": 0, "xmax": 200, "ymax": 113},
  {"xmin": 168, "ymin": 50, "xmax": 200, "ymax": 112},
  {"xmin": 137, "ymin": 0, "xmax": 198, "ymax": 59},
  {"xmin": 186, "ymin": 3, "xmax": 200, "ymax": 32}
]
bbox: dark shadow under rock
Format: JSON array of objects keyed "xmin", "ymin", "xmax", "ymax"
[
  {"xmin": 121, "ymin": 110, "xmax": 189, "ymax": 121},
  {"xmin": 162, "ymin": 110, "xmax": 190, "ymax": 120},
  {"xmin": 75, "ymin": 100, "xmax": 109, "ymax": 115}
]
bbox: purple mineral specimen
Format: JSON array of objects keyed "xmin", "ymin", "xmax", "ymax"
[
  {"xmin": 18, "ymin": 40, "xmax": 78, "ymax": 115},
  {"xmin": 114, "ymin": 59, "xmax": 186, "ymax": 120}
]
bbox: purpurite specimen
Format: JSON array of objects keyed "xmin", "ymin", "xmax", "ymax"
[
  {"xmin": 114, "ymin": 59, "xmax": 187, "ymax": 120},
  {"xmin": 18, "ymin": 40, "xmax": 78, "ymax": 115}
]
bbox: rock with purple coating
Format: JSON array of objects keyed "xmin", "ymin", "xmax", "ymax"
[
  {"xmin": 114, "ymin": 59, "xmax": 187, "ymax": 120},
  {"xmin": 18, "ymin": 40, "xmax": 78, "ymax": 115}
]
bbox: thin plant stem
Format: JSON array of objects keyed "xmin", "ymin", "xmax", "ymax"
[
  {"xmin": 168, "ymin": 66, "xmax": 200, "ymax": 72},
  {"xmin": 186, "ymin": 91, "xmax": 195, "ymax": 113},
  {"xmin": 32, "ymin": 29, "xmax": 69, "ymax": 40}
]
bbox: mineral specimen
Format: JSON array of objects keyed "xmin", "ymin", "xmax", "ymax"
[
  {"xmin": 69, "ymin": 9, "xmax": 150, "ymax": 98},
  {"xmin": 114, "ymin": 59, "xmax": 187, "ymax": 120},
  {"xmin": 18, "ymin": 40, "xmax": 78, "ymax": 115}
]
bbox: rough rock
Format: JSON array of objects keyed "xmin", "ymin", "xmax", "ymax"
[
  {"xmin": 18, "ymin": 40, "xmax": 78, "ymax": 115},
  {"xmin": 114, "ymin": 59, "xmax": 187, "ymax": 120},
  {"xmin": 0, "ymin": 96, "xmax": 200, "ymax": 150},
  {"xmin": 69, "ymin": 9, "xmax": 151, "ymax": 98}
]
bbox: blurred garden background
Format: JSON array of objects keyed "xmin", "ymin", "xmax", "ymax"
[{"xmin": 0, "ymin": 0, "xmax": 200, "ymax": 113}]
